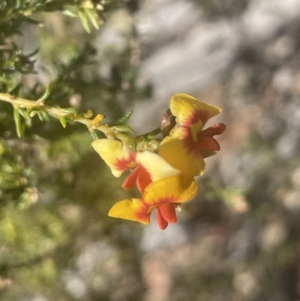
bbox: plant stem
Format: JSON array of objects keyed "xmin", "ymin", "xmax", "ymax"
[{"xmin": 0, "ymin": 92, "xmax": 131, "ymax": 143}]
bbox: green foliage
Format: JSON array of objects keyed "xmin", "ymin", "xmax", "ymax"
[{"xmin": 0, "ymin": 1, "xmax": 148, "ymax": 300}]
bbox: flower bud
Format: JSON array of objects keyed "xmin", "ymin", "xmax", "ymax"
[{"xmin": 160, "ymin": 109, "xmax": 176, "ymax": 137}]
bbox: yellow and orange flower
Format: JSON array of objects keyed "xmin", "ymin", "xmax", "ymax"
[
  {"xmin": 92, "ymin": 93, "xmax": 225, "ymax": 230},
  {"xmin": 92, "ymin": 139, "xmax": 180, "ymax": 193},
  {"xmin": 159, "ymin": 93, "xmax": 226, "ymax": 176},
  {"xmin": 108, "ymin": 173, "xmax": 198, "ymax": 229}
]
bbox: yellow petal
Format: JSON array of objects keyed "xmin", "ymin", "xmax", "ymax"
[
  {"xmin": 92, "ymin": 139, "xmax": 135, "ymax": 177},
  {"xmin": 143, "ymin": 173, "xmax": 198, "ymax": 207},
  {"xmin": 169, "ymin": 125, "xmax": 187, "ymax": 139},
  {"xmin": 108, "ymin": 198, "xmax": 150, "ymax": 224},
  {"xmin": 158, "ymin": 134, "xmax": 205, "ymax": 176},
  {"xmin": 170, "ymin": 93, "xmax": 222, "ymax": 129},
  {"xmin": 136, "ymin": 151, "xmax": 180, "ymax": 182}
]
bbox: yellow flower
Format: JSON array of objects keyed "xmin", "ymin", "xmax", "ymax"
[
  {"xmin": 108, "ymin": 173, "xmax": 198, "ymax": 230},
  {"xmin": 92, "ymin": 139, "xmax": 180, "ymax": 193},
  {"xmin": 159, "ymin": 93, "xmax": 226, "ymax": 176}
]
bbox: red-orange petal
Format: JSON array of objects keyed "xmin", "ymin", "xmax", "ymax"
[
  {"xmin": 197, "ymin": 123, "xmax": 225, "ymax": 152},
  {"xmin": 122, "ymin": 165, "xmax": 140, "ymax": 190},
  {"xmin": 156, "ymin": 207, "xmax": 169, "ymax": 230},
  {"xmin": 136, "ymin": 165, "xmax": 152, "ymax": 193},
  {"xmin": 200, "ymin": 123, "xmax": 226, "ymax": 136},
  {"xmin": 158, "ymin": 203, "xmax": 177, "ymax": 223},
  {"xmin": 197, "ymin": 135, "xmax": 220, "ymax": 152}
]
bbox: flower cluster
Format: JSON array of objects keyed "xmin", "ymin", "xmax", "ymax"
[{"xmin": 92, "ymin": 93, "xmax": 226, "ymax": 229}]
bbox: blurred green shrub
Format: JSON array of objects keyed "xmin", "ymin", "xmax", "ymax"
[{"xmin": 0, "ymin": 1, "xmax": 147, "ymax": 300}]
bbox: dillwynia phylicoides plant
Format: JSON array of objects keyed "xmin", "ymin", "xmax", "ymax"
[{"xmin": 0, "ymin": 92, "xmax": 225, "ymax": 229}]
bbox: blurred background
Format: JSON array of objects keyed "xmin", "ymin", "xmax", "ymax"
[{"xmin": 1, "ymin": 0, "xmax": 300, "ymax": 300}]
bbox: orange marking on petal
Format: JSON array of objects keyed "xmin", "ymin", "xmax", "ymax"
[
  {"xmin": 173, "ymin": 127, "xmax": 206, "ymax": 157},
  {"xmin": 170, "ymin": 94, "xmax": 222, "ymax": 128},
  {"xmin": 182, "ymin": 133, "xmax": 199, "ymax": 156},
  {"xmin": 115, "ymin": 152, "xmax": 136, "ymax": 171},
  {"xmin": 183, "ymin": 108, "xmax": 210, "ymax": 128},
  {"xmin": 136, "ymin": 202, "xmax": 152, "ymax": 223},
  {"xmin": 122, "ymin": 165, "xmax": 140, "ymax": 190},
  {"xmin": 156, "ymin": 207, "xmax": 168, "ymax": 230}
]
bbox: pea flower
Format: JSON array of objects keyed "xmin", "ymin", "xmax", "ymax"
[
  {"xmin": 159, "ymin": 93, "xmax": 226, "ymax": 176},
  {"xmin": 108, "ymin": 173, "xmax": 198, "ymax": 229},
  {"xmin": 92, "ymin": 139, "xmax": 180, "ymax": 193}
]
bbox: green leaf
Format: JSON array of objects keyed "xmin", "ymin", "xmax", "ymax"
[
  {"xmin": 114, "ymin": 110, "xmax": 133, "ymax": 125},
  {"xmin": 62, "ymin": 9, "xmax": 77, "ymax": 18},
  {"xmin": 18, "ymin": 108, "xmax": 30, "ymax": 119},
  {"xmin": 38, "ymin": 85, "xmax": 51, "ymax": 102},
  {"xmin": 36, "ymin": 110, "xmax": 49, "ymax": 121},
  {"xmin": 13, "ymin": 108, "xmax": 23, "ymax": 137},
  {"xmin": 62, "ymin": 107, "xmax": 77, "ymax": 117},
  {"xmin": 59, "ymin": 116, "xmax": 67, "ymax": 128},
  {"xmin": 84, "ymin": 7, "xmax": 99, "ymax": 30},
  {"xmin": 24, "ymin": 117, "xmax": 32, "ymax": 127},
  {"xmin": 78, "ymin": 10, "xmax": 91, "ymax": 33}
]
